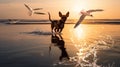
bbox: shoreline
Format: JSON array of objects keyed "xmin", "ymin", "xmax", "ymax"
[
  {"xmin": 0, "ymin": 19, "xmax": 120, "ymax": 24},
  {"xmin": 5, "ymin": 22, "xmax": 120, "ymax": 25}
]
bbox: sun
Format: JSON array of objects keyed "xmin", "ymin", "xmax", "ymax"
[
  {"xmin": 69, "ymin": 0, "xmax": 89, "ymax": 19},
  {"xmin": 71, "ymin": 5, "xmax": 86, "ymax": 19},
  {"xmin": 72, "ymin": 0, "xmax": 88, "ymax": 14},
  {"xmin": 73, "ymin": 6, "xmax": 82, "ymax": 13},
  {"xmin": 72, "ymin": 4, "xmax": 87, "ymax": 14}
]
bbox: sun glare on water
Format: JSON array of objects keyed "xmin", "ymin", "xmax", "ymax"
[{"xmin": 73, "ymin": 26, "xmax": 84, "ymax": 39}]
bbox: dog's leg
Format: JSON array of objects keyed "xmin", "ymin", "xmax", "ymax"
[
  {"xmin": 59, "ymin": 28, "xmax": 62, "ymax": 33},
  {"xmin": 59, "ymin": 23, "xmax": 64, "ymax": 33},
  {"xmin": 56, "ymin": 28, "xmax": 59, "ymax": 33},
  {"xmin": 54, "ymin": 28, "xmax": 57, "ymax": 32}
]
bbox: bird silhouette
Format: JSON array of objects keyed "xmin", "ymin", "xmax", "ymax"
[
  {"xmin": 74, "ymin": 9, "xmax": 104, "ymax": 28},
  {"xmin": 24, "ymin": 4, "xmax": 45, "ymax": 16}
]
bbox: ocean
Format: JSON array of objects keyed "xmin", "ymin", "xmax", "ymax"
[{"xmin": 0, "ymin": 20, "xmax": 120, "ymax": 67}]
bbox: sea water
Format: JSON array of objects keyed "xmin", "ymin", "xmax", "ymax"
[{"xmin": 0, "ymin": 22, "xmax": 120, "ymax": 67}]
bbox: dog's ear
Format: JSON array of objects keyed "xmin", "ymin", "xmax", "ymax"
[
  {"xmin": 66, "ymin": 12, "xmax": 69, "ymax": 17},
  {"xmin": 59, "ymin": 11, "xmax": 62, "ymax": 17}
]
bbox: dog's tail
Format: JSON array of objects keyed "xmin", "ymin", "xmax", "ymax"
[{"xmin": 48, "ymin": 12, "xmax": 52, "ymax": 22}]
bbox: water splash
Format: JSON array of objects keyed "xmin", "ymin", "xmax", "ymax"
[
  {"xmin": 69, "ymin": 34, "xmax": 115, "ymax": 67},
  {"xmin": 52, "ymin": 32, "xmax": 115, "ymax": 67},
  {"xmin": 22, "ymin": 30, "xmax": 52, "ymax": 35}
]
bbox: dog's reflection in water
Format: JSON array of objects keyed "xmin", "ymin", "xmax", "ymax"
[{"xmin": 50, "ymin": 33, "xmax": 69, "ymax": 61}]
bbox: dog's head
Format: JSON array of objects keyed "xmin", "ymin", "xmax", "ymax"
[{"xmin": 59, "ymin": 11, "xmax": 69, "ymax": 21}]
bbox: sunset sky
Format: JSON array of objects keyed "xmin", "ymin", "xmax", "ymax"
[{"xmin": 0, "ymin": 0, "xmax": 120, "ymax": 20}]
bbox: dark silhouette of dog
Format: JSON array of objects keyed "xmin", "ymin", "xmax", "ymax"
[
  {"xmin": 48, "ymin": 11, "xmax": 69, "ymax": 33},
  {"xmin": 50, "ymin": 34, "xmax": 69, "ymax": 61}
]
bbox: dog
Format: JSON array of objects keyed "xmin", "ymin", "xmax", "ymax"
[{"xmin": 48, "ymin": 11, "xmax": 69, "ymax": 33}]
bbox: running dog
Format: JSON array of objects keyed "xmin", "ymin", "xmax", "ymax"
[{"xmin": 48, "ymin": 11, "xmax": 69, "ymax": 33}]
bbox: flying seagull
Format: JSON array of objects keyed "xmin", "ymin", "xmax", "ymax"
[
  {"xmin": 24, "ymin": 4, "xmax": 45, "ymax": 16},
  {"xmin": 74, "ymin": 9, "xmax": 104, "ymax": 28}
]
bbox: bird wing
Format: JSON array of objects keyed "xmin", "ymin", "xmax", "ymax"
[
  {"xmin": 28, "ymin": 11, "xmax": 33, "ymax": 16},
  {"xmin": 34, "ymin": 12, "xmax": 46, "ymax": 15},
  {"xmin": 87, "ymin": 9, "xmax": 104, "ymax": 13},
  {"xmin": 33, "ymin": 8, "xmax": 43, "ymax": 10},
  {"xmin": 74, "ymin": 15, "xmax": 86, "ymax": 28},
  {"xmin": 24, "ymin": 4, "xmax": 33, "ymax": 12}
]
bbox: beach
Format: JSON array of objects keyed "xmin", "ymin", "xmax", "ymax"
[{"xmin": 0, "ymin": 22, "xmax": 120, "ymax": 67}]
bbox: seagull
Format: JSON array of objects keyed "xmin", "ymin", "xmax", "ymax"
[
  {"xmin": 74, "ymin": 9, "xmax": 104, "ymax": 28},
  {"xmin": 24, "ymin": 4, "xmax": 45, "ymax": 16}
]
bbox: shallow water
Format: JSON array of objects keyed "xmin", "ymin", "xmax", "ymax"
[{"xmin": 0, "ymin": 23, "xmax": 120, "ymax": 67}]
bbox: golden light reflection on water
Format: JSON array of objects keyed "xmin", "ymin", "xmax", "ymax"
[
  {"xmin": 62, "ymin": 24, "xmax": 115, "ymax": 66},
  {"xmin": 68, "ymin": 25, "xmax": 86, "ymax": 41},
  {"xmin": 73, "ymin": 26, "xmax": 84, "ymax": 39},
  {"xmin": 0, "ymin": 24, "xmax": 117, "ymax": 67}
]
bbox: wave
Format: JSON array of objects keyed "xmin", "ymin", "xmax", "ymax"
[{"xmin": 22, "ymin": 30, "xmax": 52, "ymax": 35}]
